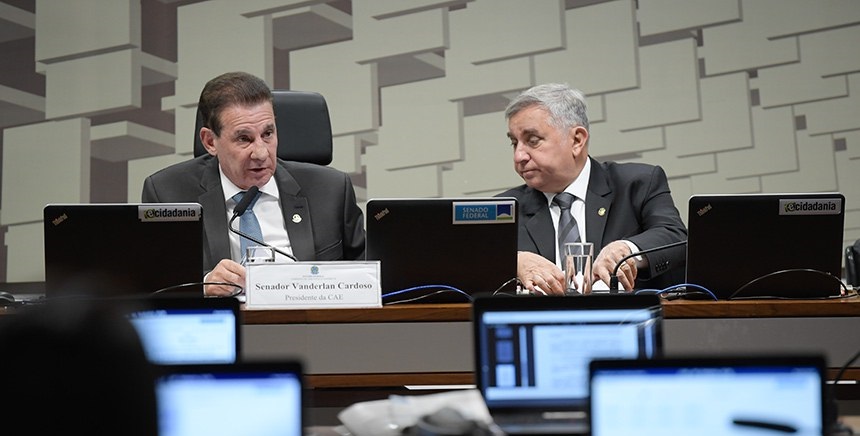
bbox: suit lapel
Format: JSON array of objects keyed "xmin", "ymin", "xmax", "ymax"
[
  {"xmin": 585, "ymin": 158, "xmax": 612, "ymax": 249},
  {"xmin": 520, "ymin": 188, "xmax": 556, "ymax": 261},
  {"xmin": 274, "ymin": 163, "xmax": 315, "ymax": 260},
  {"xmin": 199, "ymin": 158, "xmax": 231, "ymax": 266}
]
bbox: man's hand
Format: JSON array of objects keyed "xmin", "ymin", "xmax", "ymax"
[
  {"xmin": 517, "ymin": 251, "xmax": 566, "ymax": 296},
  {"xmin": 593, "ymin": 241, "xmax": 637, "ymax": 292},
  {"xmin": 204, "ymin": 259, "xmax": 245, "ymax": 296}
]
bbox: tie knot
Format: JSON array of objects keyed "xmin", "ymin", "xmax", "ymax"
[
  {"xmin": 232, "ymin": 190, "xmax": 260, "ymax": 211},
  {"xmin": 552, "ymin": 192, "xmax": 576, "ymax": 210}
]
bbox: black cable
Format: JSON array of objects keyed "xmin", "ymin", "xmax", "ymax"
[
  {"xmin": 609, "ymin": 240, "xmax": 687, "ymax": 291},
  {"xmin": 728, "ymin": 268, "xmax": 847, "ymax": 300},
  {"xmin": 151, "ymin": 281, "xmax": 243, "ymax": 297}
]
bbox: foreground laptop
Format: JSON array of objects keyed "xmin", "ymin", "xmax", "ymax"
[
  {"xmin": 472, "ymin": 294, "xmax": 663, "ymax": 435},
  {"xmin": 589, "ymin": 355, "xmax": 827, "ymax": 436},
  {"xmin": 155, "ymin": 361, "xmax": 304, "ymax": 436},
  {"xmin": 686, "ymin": 193, "xmax": 844, "ymax": 299},
  {"xmin": 366, "ymin": 197, "xmax": 518, "ymax": 303},
  {"xmin": 123, "ymin": 297, "xmax": 241, "ymax": 365},
  {"xmin": 44, "ymin": 203, "xmax": 204, "ymax": 298}
]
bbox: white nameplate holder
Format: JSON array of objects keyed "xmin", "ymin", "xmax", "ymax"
[{"xmin": 244, "ymin": 247, "xmax": 381, "ymax": 310}]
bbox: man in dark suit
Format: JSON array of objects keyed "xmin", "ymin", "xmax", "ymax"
[
  {"xmin": 498, "ymin": 83, "xmax": 686, "ymax": 294},
  {"xmin": 142, "ymin": 72, "xmax": 365, "ymax": 296}
]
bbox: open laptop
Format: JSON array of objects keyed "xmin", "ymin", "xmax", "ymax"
[
  {"xmin": 686, "ymin": 193, "xmax": 845, "ymax": 299},
  {"xmin": 123, "ymin": 297, "xmax": 241, "ymax": 365},
  {"xmin": 589, "ymin": 355, "xmax": 827, "ymax": 436},
  {"xmin": 155, "ymin": 361, "xmax": 304, "ymax": 436},
  {"xmin": 366, "ymin": 197, "xmax": 518, "ymax": 303},
  {"xmin": 44, "ymin": 203, "xmax": 204, "ymax": 298},
  {"xmin": 472, "ymin": 294, "xmax": 663, "ymax": 435}
]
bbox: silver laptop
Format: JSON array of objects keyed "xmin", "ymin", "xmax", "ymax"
[
  {"xmin": 589, "ymin": 355, "xmax": 827, "ymax": 436},
  {"xmin": 472, "ymin": 294, "xmax": 663, "ymax": 435}
]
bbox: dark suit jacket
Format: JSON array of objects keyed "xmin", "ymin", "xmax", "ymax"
[
  {"xmin": 497, "ymin": 158, "xmax": 687, "ymax": 289},
  {"xmin": 142, "ymin": 154, "xmax": 366, "ymax": 272}
]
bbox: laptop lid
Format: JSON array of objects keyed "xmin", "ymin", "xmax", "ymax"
[
  {"xmin": 472, "ymin": 295, "xmax": 663, "ymax": 433},
  {"xmin": 155, "ymin": 361, "xmax": 304, "ymax": 436},
  {"xmin": 44, "ymin": 203, "xmax": 204, "ymax": 298},
  {"xmin": 124, "ymin": 297, "xmax": 241, "ymax": 365},
  {"xmin": 589, "ymin": 355, "xmax": 827, "ymax": 436},
  {"xmin": 366, "ymin": 197, "xmax": 518, "ymax": 303},
  {"xmin": 686, "ymin": 193, "xmax": 844, "ymax": 300}
]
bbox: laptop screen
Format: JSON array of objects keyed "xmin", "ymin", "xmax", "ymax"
[
  {"xmin": 156, "ymin": 362, "xmax": 304, "ymax": 436},
  {"xmin": 366, "ymin": 198, "xmax": 518, "ymax": 303},
  {"xmin": 589, "ymin": 356, "xmax": 826, "ymax": 436},
  {"xmin": 473, "ymin": 295, "xmax": 663, "ymax": 410},
  {"xmin": 126, "ymin": 297, "xmax": 240, "ymax": 365},
  {"xmin": 44, "ymin": 203, "xmax": 204, "ymax": 298},
  {"xmin": 686, "ymin": 193, "xmax": 844, "ymax": 299}
]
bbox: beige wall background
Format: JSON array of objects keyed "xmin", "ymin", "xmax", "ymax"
[{"xmin": 0, "ymin": 0, "xmax": 858, "ymax": 283}]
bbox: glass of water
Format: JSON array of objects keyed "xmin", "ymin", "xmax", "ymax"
[{"xmin": 563, "ymin": 242, "xmax": 593, "ymax": 295}]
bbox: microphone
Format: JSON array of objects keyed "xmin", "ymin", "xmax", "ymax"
[
  {"xmin": 228, "ymin": 186, "xmax": 298, "ymax": 262},
  {"xmin": 609, "ymin": 240, "xmax": 687, "ymax": 292}
]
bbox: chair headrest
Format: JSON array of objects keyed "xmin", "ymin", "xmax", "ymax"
[{"xmin": 193, "ymin": 90, "xmax": 333, "ymax": 166}]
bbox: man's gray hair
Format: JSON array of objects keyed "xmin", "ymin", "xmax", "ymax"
[{"xmin": 504, "ymin": 83, "xmax": 589, "ymax": 132}]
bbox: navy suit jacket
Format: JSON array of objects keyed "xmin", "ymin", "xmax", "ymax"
[
  {"xmin": 497, "ymin": 158, "xmax": 687, "ymax": 289},
  {"xmin": 142, "ymin": 154, "xmax": 366, "ymax": 272}
]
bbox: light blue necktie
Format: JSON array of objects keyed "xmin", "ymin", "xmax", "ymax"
[
  {"xmin": 553, "ymin": 192, "xmax": 581, "ymax": 257},
  {"xmin": 232, "ymin": 190, "xmax": 263, "ymax": 261}
]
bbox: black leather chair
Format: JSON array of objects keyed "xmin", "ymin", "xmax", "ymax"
[
  {"xmin": 193, "ymin": 90, "xmax": 333, "ymax": 165},
  {"xmin": 846, "ymin": 239, "xmax": 859, "ymax": 286}
]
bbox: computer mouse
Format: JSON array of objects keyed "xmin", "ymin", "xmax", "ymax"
[{"xmin": 0, "ymin": 291, "xmax": 16, "ymax": 306}]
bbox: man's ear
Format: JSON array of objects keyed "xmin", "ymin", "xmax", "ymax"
[
  {"xmin": 570, "ymin": 125, "xmax": 589, "ymax": 157},
  {"xmin": 200, "ymin": 127, "xmax": 218, "ymax": 156}
]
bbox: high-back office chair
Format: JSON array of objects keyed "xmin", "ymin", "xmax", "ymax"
[
  {"xmin": 846, "ymin": 239, "xmax": 860, "ymax": 286},
  {"xmin": 193, "ymin": 90, "xmax": 333, "ymax": 165}
]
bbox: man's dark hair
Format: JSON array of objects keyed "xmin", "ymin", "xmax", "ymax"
[{"xmin": 198, "ymin": 71, "xmax": 273, "ymax": 136}]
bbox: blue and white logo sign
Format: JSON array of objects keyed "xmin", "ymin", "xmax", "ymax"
[{"xmin": 452, "ymin": 200, "xmax": 516, "ymax": 224}]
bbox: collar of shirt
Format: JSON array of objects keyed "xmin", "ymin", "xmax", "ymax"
[
  {"xmin": 219, "ymin": 168, "xmax": 281, "ymax": 211},
  {"xmin": 542, "ymin": 157, "xmax": 591, "ymax": 206}
]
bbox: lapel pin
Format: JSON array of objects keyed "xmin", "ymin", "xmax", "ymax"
[
  {"xmin": 597, "ymin": 207, "xmax": 606, "ymax": 217},
  {"xmin": 292, "ymin": 214, "xmax": 302, "ymax": 223}
]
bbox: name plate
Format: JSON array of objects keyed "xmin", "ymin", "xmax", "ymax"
[{"xmin": 244, "ymin": 261, "xmax": 382, "ymax": 310}]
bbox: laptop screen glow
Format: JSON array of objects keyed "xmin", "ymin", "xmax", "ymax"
[
  {"xmin": 156, "ymin": 365, "xmax": 303, "ymax": 436},
  {"xmin": 128, "ymin": 308, "xmax": 238, "ymax": 365},
  {"xmin": 589, "ymin": 359, "xmax": 824, "ymax": 436},
  {"xmin": 479, "ymin": 306, "xmax": 661, "ymax": 408}
]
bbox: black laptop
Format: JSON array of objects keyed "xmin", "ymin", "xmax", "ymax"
[
  {"xmin": 155, "ymin": 361, "xmax": 304, "ymax": 436},
  {"xmin": 472, "ymin": 294, "xmax": 663, "ymax": 435},
  {"xmin": 366, "ymin": 197, "xmax": 518, "ymax": 303},
  {"xmin": 44, "ymin": 203, "xmax": 204, "ymax": 298},
  {"xmin": 589, "ymin": 355, "xmax": 827, "ymax": 436},
  {"xmin": 686, "ymin": 193, "xmax": 845, "ymax": 299}
]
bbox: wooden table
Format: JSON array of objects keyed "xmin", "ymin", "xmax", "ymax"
[{"xmin": 241, "ymin": 298, "xmax": 860, "ymax": 389}]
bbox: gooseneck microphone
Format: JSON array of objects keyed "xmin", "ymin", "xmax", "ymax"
[
  {"xmin": 609, "ymin": 240, "xmax": 687, "ymax": 292},
  {"xmin": 228, "ymin": 186, "xmax": 298, "ymax": 262}
]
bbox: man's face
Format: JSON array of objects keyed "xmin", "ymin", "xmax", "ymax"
[
  {"xmin": 507, "ymin": 105, "xmax": 587, "ymax": 193},
  {"xmin": 201, "ymin": 101, "xmax": 277, "ymax": 190}
]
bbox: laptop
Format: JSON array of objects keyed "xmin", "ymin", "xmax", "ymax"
[
  {"xmin": 588, "ymin": 355, "xmax": 827, "ymax": 436},
  {"xmin": 472, "ymin": 294, "xmax": 663, "ymax": 435},
  {"xmin": 686, "ymin": 193, "xmax": 845, "ymax": 299},
  {"xmin": 155, "ymin": 361, "xmax": 304, "ymax": 436},
  {"xmin": 44, "ymin": 203, "xmax": 204, "ymax": 298},
  {"xmin": 123, "ymin": 297, "xmax": 241, "ymax": 365},
  {"xmin": 366, "ymin": 197, "xmax": 518, "ymax": 303}
]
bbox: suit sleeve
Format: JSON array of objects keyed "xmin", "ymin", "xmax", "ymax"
[
  {"xmin": 625, "ymin": 165, "xmax": 687, "ymax": 280},
  {"xmin": 340, "ymin": 173, "xmax": 367, "ymax": 260},
  {"xmin": 141, "ymin": 176, "xmax": 159, "ymax": 202}
]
